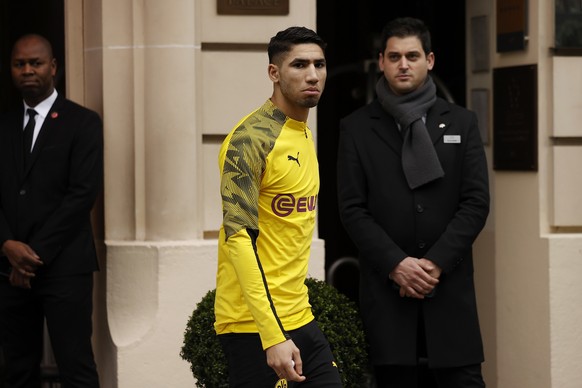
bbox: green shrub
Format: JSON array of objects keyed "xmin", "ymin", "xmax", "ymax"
[
  {"xmin": 180, "ymin": 277, "xmax": 371, "ymax": 387},
  {"xmin": 180, "ymin": 288, "xmax": 228, "ymax": 387}
]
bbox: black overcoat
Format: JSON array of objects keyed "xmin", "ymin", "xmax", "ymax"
[{"xmin": 337, "ymin": 97, "xmax": 489, "ymax": 368}]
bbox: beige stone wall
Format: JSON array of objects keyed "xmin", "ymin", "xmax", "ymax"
[
  {"xmin": 467, "ymin": 0, "xmax": 582, "ymax": 387},
  {"xmin": 465, "ymin": 1, "xmax": 497, "ymax": 385}
]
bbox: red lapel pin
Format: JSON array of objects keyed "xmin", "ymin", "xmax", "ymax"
[{"xmin": 51, "ymin": 112, "xmax": 58, "ymax": 119}]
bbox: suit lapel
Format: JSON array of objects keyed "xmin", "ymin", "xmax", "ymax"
[
  {"xmin": 8, "ymin": 108, "xmax": 27, "ymax": 179},
  {"xmin": 23, "ymin": 95, "xmax": 65, "ymax": 177},
  {"xmin": 369, "ymin": 98, "xmax": 451, "ymax": 155},
  {"xmin": 368, "ymin": 100, "xmax": 403, "ymax": 156},
  {"xmin": 426, "ymin": 98, "xmax": 451, "ymax": 144}
]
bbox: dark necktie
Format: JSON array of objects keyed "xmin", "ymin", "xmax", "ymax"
[{"xmin": 23, "ymin": 108, "xmax": 38, "ymax": 155}]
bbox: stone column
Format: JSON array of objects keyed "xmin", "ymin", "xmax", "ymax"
[{"xmin": 100, "ymin": 0, "xmax": 212, "ymax": 386}]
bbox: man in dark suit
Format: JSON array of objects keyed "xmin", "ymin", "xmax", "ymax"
[
  {"xmin": 337, "ymin": 18, "xmax": 489, "ymax": 388},
  {"xmin": 0, "ymin": 34, "xmax": 102, "ymax": 387}
]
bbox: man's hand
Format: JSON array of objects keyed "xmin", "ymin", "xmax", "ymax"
[
  {"xmin": 9, "ymin": 270, "xmax": 32, "ymax": 289},
  {"xmin": 418, "ymin": 258, "xmax": 442, "ymax": 279},
  {"xmin": 266, "ymin": 339, "xmax": 305, "ymax": 382},
  {"xmin": 1, "ymin": 240, "xmax": 42, "ymax": 277},
  {"xmin": 390, "ymin": 256, "xmax": 439, "ymax": 299}
]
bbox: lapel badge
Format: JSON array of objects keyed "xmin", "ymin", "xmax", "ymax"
[
  {"xmin": 51, "ymin": 112, "xmax": 59, "ymax": 119},
  {"xmin": 439, "ymin": 123, "xmax": 445, "ymax": 128}
]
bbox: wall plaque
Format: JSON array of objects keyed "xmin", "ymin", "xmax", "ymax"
[
  {"xmin": 496, "ymin": 0, "xmax": 528, "ymax": 52},
  {"xmin": 217, "ymin": 0, "xmax": 289, "ymax": 15},
  {"xmin": 555, "ymin": 0, "xmax": 582, "ymax": 48},
  {"xmin": 493, "ymin": 65, "xmax": 537, "ymax": 171},
  {"xmin": 471, "ymin": 15, "xmax": 490, "ymax": 72},
  {"xmin": 471, "ymin": 88, "xmax": 490, "ymax": 144}
]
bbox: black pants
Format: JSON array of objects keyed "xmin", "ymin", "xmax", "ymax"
[
  {"xmin": 374, "ymin": 363, "xmax": 485, "ymax": 388},
  {"xmin": 219, "ymin": 320, "xmax": 342, "ymax": 388},
  {"xmin": 0, "ymin": 273, "xmax": 99, "ymax": 388},
  {"xmin": 374, "ymin": 309, "xmax": 485, "ymax": 388}
]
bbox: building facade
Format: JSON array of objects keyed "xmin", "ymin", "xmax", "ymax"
[{"xmin": 1, "ymin": 0, "xmax": 581, "ymax": 387}]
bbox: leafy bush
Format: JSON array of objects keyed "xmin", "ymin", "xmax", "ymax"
[
  {"xmin": 180, "ymin": 277, "xmax": 371, "ymax": 387},
  {"xmin": 180, "ymin": 288, "xmax": 228, "ymax": 387}
]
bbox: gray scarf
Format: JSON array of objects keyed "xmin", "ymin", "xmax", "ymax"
[{"xmin": 376, "ymin": 76, "xmax": 444, "ymax": 189}]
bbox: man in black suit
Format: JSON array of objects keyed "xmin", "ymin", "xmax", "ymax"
[
  {"xmin": 337, "ymin": 18, "xmax": 489, "ymax": 387},
  {"xmin": 0, "ymin": 34, "xmax": 102, "ymax": 387}
]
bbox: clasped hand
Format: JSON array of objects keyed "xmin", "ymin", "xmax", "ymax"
[
  {"xmin": 390, "ymin": 256, "xmax": 441, "ymax": 299},
  {"xmin": 1, "ymin": 239, "xmax": 42, "ymax": 288}
]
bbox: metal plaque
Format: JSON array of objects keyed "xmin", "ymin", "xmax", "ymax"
[
  {"xmin": 217, "ymin": 0, "xmax": 289, "ymax": 15},
  {"xmin": 493, "ymin": 64, "xmax": 538, "ymax": 171}
]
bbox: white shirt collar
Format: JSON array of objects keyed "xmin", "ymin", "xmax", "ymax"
[{"xmin": 23, "ymin": 89, "xmax": 58, "ymax": 119}]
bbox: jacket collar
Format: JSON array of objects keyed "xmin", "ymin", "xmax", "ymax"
[
  {"xmin": 21, "ymin": 94, "xmax": 66, "ymax": 178},
  {"xmin": 369, "ymin": 97, "xmax": 451, "ymax": 156}
]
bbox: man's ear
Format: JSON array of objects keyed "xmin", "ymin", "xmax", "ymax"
[
  {"xmin": 426, "ymin": 52, "xmax": 435, "ymax": 71},
  {"xmin": 51, "ymin": 58, "xmax": 57, "ymax": 77},
  {"xmin": 378, "ymin": 52, "xmax": 385, "ymax": 72},
  {"xmin": 268, "ymin": 63, "xmax": 279, "ymax": 83}
]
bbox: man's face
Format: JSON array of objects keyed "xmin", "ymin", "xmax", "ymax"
[
  {"xmin": 378, "ymin": 36, "xmax": 434, "ymax": 95},
  {"xmin": 270, "ymin": 43, "xmax": 327, "ymax": 110},
  {"xmin": 11, "ymin": 36, "xmax": 56, "ymax": 106}
]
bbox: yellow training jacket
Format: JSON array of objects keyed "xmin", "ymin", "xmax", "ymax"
[{"xmin": 214, "ymin": 99, "xmax": 318, "ymax": 350}]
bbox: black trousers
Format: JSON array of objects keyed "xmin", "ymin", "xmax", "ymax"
[
  {"xmin": 219, "ymin": 320, "xmax": 342, "ymax": 388},
  {"xmin": 373, "ymin": 308, "xmax": 485, "ymax": 388},
  {"xmin": 374, "ymin": 363, "xmax": 485, "ymax": 388},
  {"xmin": 0, "ymin": 273, "xmax": 99, "ymax": 388}
]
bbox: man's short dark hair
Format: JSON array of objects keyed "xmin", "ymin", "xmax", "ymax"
[
  {"xmin": 380, "ymin": 17, "xmax": 432, "ymax": 55},
  {"xmin": 268, "ymin": 26, "xmax": 327, "ymax": 64}
]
